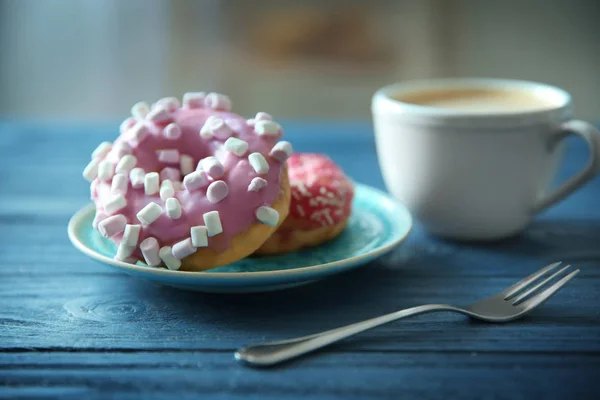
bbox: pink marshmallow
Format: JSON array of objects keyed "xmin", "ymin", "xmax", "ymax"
[
  {"xmin": 207, "ymin": 180, "xmax": 229, "ymax": 204},
  {"xmin": 163, "ymin": 123, "xmax": 181, "ymax": 139},
  {"xmin": 160, "ymin": 167, "xmax": 181, "ymax": 182},
  {"xmin": 183, "ymin": 170, "xmax": 210, "ymax": 191},
  {"xmin": 248, "ymin": 177, "xmax": 267, "ymax": 192},
  {"xmin": 97, "ymin": 214, "xmax": 127, "ymax": 238},
  {"xmin": 140, "ymin": 237, "xmax": 161, "ymax": 267},
  {"xmin": 158, "ymin": 149, "xmax": 180, "ymax": 164},
  {"xmin": 172, "ymin": 238, "xmax": 196, "ymax": 259}
]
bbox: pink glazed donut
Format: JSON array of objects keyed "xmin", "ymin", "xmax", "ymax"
[{"xmin": 83, "ymin": 92, "xmax": 292, "ymax": 271}]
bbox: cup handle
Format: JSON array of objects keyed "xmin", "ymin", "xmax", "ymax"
[{"xmin": 533, "ymin": 120, "xmax": 600, "ymax": 213}]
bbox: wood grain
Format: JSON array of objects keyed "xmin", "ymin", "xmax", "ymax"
[{"xmin": 1, "ymin": 121, "xmax": 599, "ymax": 399}]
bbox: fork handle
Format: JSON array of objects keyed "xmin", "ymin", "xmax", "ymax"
[{"xmin": 235, "ymin": 304, "xmax": 460, "ymax": 367}]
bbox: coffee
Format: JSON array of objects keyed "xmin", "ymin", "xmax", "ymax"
[{"xmin": 396, "ymin": 88, "xmax": 555, "ymax": 113}]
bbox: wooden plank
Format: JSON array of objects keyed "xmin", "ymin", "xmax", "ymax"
[
  {"xmin": 0, "ymin": 351, "xmax": 598, "ymax": 400},
  {"xmin": 0, "ymin": 271, "xmax": 597, "ymax": 351}
]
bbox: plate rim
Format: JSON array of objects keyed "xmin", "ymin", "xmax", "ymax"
[{"xmin": 67, "ymin": 183, "xmax": 412, "ymax": 280}]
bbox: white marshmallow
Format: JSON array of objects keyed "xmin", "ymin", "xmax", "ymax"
[
  {"xmin": 123, "ymin": 224, "xmax": 141, "ymax": 246},
  {"xmin": 129, "ymin": 167, "xmax": 146, "ymax": 188},
  {"xmin": 131, "ymin": 101, "xmax": 150, "ymax": 119},
  {"xmin": 83, "ymin": 159, "xmax": 99, "ymax": 182},
  {"xmin": 255, "ymin": 206, "xmax": 279, "ymax": 226},
  {"xmin": 254, "ymin": 120, "xmax": 281, "ymax": 136},
  {"xmin": 203, "ymin": 211, "xmax": 223, "ymax": 237},
  {"xmin": 146, "ymin": 106, "xmax": 170, "ymax": 122},
  {"xmin": 97, "ymin": 160, "xmax": 115, "ymax": 181},
  {"xmin": 183, "ymin": 92, "xmax": 206, "ymax": 108},
  {"xmin": 199, "ymin": 156, "xmax": 225, "ymax": 178},
  {"xmin": 116, "ymin": 241, "xmax": 134, "ymax": 261},
  {"xmin": 144, "ymin": 172, "xmax": 159, "ymax": 195},
  {"xmin": 199, "ymin": 116, "xmax": 219, "ymax": 139},
  {"xmin": 137, "ymin": 202, "xmax": 162, "ymax": 225},
  {"xmin": 140, "ymin": 237, "xmax": 161, "ymax": 267},
  {"xmin": 190, "ymin": 226, "xmax": 208, "ymax": 247},
  {"xmin": 248, "ymin": 152, "xmax": 269, "ymax": 174},
  {"xmin": 91, "ymin": 142, "xmax": 112, "ymax": 159},
  {"xmin": 223, "ymin": 137, "xmax": 249, "ymax": 156},
  {"xmin": 160, "ymin": 179, "xmax": 175, "ymax": 201},
  {"xmin": 204, "ymin": 92, "xmax": 232, "ymax": 111},
  {"xmin": 110, "ymin": 173, "xmax": 128, "ymax": 195},
  {"xmin": 180, "ymin": 154, "xmax": 194, "ymax": 176},
  {"xmin": 159, "ymin": 246, "xmax": 181, "ymax": 270},
  {"xmin": 115, "ymin": 155, "xmax": 137, "ymax": 174},
  {"xmin": 165, "ymin": 197, "xmax": 182, "ymax": 219},
  {"xmin": 269, "ymin": 141, "xmax": 293, "ymax": 162},
  {"xmin": 156, "ymin": 96, "xmax": 180, "ymax": 112},
  {"xmin": 120, "ymin": 117, "xmax": 136, "ymax": 134},
  {"xmin": 172, "ymin": 238, "xmax": 196, "ymax": 259},
  {"xmin": 104, "ymin": 194, "xmax": 127, "ymax": 215}
]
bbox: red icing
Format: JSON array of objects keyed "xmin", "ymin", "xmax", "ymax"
[{"xmin": 287, "ymin": 153, "xmax": 354, "ymax": 228}]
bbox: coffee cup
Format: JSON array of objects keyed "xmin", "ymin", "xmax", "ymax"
[{"xmin": 371, "ymin": 78, "xmax": 600, "ymax": 240}]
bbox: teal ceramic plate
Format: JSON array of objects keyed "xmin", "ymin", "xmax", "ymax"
[{"xmin": 68, "ymin": 183, "xmax": 412, "ymax": 293}]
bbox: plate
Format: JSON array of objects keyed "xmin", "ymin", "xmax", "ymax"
[{"xmin": 68, "ymin": 183, "xmax": 412, "ymax": 293}]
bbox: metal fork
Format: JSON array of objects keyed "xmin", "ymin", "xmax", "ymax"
[{"xmin": 235, "ymin": 262, "xmax": 579, "ymax": 367}]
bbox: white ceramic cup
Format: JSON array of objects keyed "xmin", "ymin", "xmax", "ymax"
[{"xmin": 371, "ymin": 78, "xmax": 600, "ymax": 240}]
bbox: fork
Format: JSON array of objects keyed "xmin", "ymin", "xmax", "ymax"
[{"xmin": 235, "ymin": 261, "xmax": 579, "ymax": 367}]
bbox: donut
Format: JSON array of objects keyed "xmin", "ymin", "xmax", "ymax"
[
  {"xmin": 255, "ymin": 153, "xmax": 354, "ymax": 255},
  {"xmin": 83, "ymin": 92, "xmax": 293, "ymax": 271}
]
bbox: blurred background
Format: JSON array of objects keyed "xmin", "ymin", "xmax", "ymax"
[{"xmin": 0, "ymin": 0, "xmax": 598, "ymax": 121}]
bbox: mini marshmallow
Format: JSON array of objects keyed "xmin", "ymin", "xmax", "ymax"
[
  {"xmin": 248, "ymin": 153, "xmax": 269, "ymax": 174},
  {"xmin": 254, "ymin": 120, "xmax": 281, "ymax": 136},
  {"xmin": 104, "ymin": 194, "xmax": 127, "ymax": 215},
  {"xmin": 144, "ymin": 172, "xmax": 159, "ymax": 195},
  {"xmin": 113, "ymin": 142, "xmax": 132, "ymax": 158},
  {"xmin": 120, "ymin": 117, "xmax": 136, "ymax": 134},
  {"xmin": 204, "ymin": 92, "xmax": 232, "ymax": 111},
  {"xmin": 83, "ymin": 159, "xmax": 99, "ymax": 182},
  {"xmin": 91, "ymin": 142, "xmax": 112, "ymax": 159},
  {"xmin": 207, "ymin": 180, "xmax": 229, "ymax": 204},
  {"xmin": 97, "ymin": 214, "xmax": 127, "ymax": 238},
  {"xmin": 255, "ymin": 206, "xmax": 279, "ymax": 227},
  {"xmin": 173, "ymin": 181, "xmax": 183, "ymax": 191},
  {"xmin": 110, "ymin": 173, "xmax": 128, "ymax": 195},
  {"xmin": 269, "ymin": 141, "xmax": 293, "ymax": 162},
  {"xmin": 116, "ymin": 241, "xmax": 134, "ymax": 260},
  {"xmin": 200, "ymin": 117, "xmax": 232, "ymax": 139},
  {"xmin": 255, "ymin": 112, "xmax": 272, "ymax": 121},
  {"xmin": 190, "ymin": 226, "xmax": 208, "ymax": 247},
  {"xmin": 156, "ymin": 96, "xmax": 180, "ymax": 112},
  {"xmin": 183, "ymin": 170, "xmax": 210, "ymax": 191},
  {"xmin": 203, "ymin": 211, "xmax": 223, "ymax": 237},
  {"xmin": 137, "ymin": 202, "xmax": 162, "ymax": 225},
  {"xmin": 172, "ymin": 238, "xmax": 196, "ymax": 259},
  {"xmin": 97, "ymin": 160, "xmax": 115, "ymax": 181},
  {"xmin": 160, "ymin": 167, "xmax": 181, "ymax": 182},
  {"xmin": 160, "ymin": 179, "xmax": 175, "ymax": 201},
  {"xmin": 115, "ymin": 155, "xmax": 137, "ymax": 174},
  {"xmin": 199, "ymin": 156, "xmax": 225, "ymax": 178},
  {"xmin": 146, "ymin": 106, "xmax": 171, "ymax": 122},
  {"xmin": 180, "ymin": 154, "xmax": 194, "ymax": 176},
  {"xmin": 123, "ymin": 224, "xmax": 141, "ymax": 246},
  {"xmin": 92, "ymin": 211, "xmax": 107, "ymax": 230},
  {"xmin": 157, "ymin": 149, "xmax": 180, "ymax": 164},
  {"xmin": 140, "ymin": 237, "xmax": 161, "ymax": 267},
  {"xmin": 129, "ymin": 167, "xmax": 145, "ymax": 188},
  {"xmin": 163, "ymin": 123, "xmax": 181, "ymax": 140},
  {"xmin": 131, "ymin": 102, "xmax": 150, "ymax": 119},
  {"xmin": 248, "ymin": 177, "xmax": 267, "ymax": 192},
  {"xmin": 183, "ymin": 92, "xmax": 206, "ymax": 108},
  {"xmin": 129, "ymin": 122, "xmax": 150, "ymax": 145},
  {"xmin": 165, "ymin": 197, "xmax": 182, "ymax": 219},
  {"xmin": 159, "ymin": 246, "xmax": 181, "ymax": 270},
  {"xmin": 224, "ymin": 137, "xmax": 249, "ymax": 156}
]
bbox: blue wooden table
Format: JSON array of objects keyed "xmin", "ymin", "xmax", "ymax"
[{"xmin": 1, "ymin": 120, "xmax": 599, "ymax": 399}]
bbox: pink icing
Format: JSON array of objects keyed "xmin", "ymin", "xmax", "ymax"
[{"xmin": 90, "ymin": 96, "xmax": 287, "ymax": 262}]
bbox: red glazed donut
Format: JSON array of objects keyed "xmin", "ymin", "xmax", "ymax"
[
  {"xmin": 83, "ymin": 93, "xmax": 292, "ymax": 271},
  {"xmin": 255, "ymin": 153, "xmax": 354, "ymax": 255}
]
